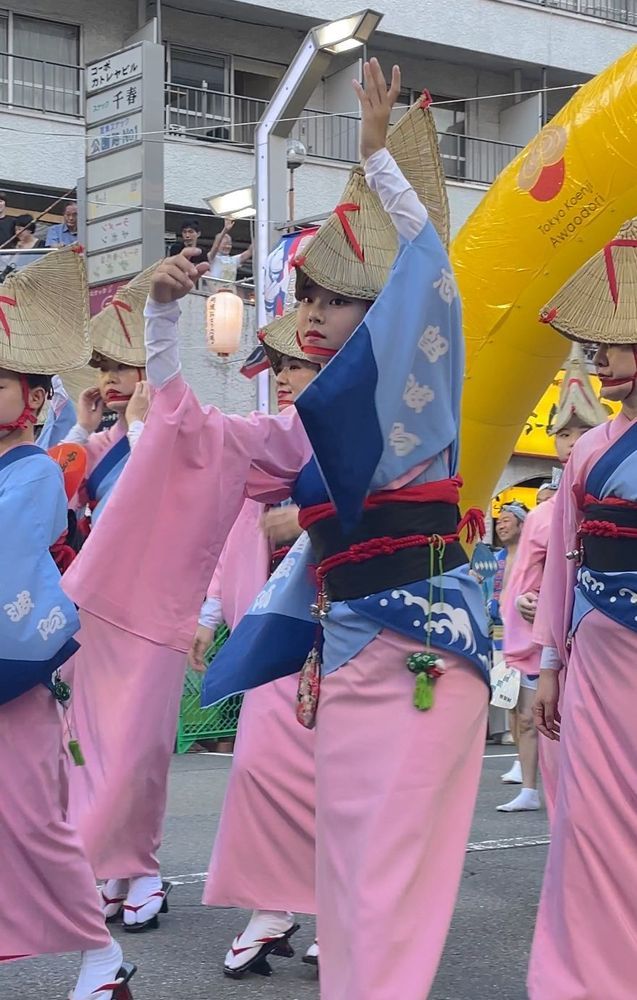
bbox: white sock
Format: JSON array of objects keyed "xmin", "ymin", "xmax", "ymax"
[
  {"xmin": 304, "ymin": 940, "xmax": 319, "ymax": 959},
  {"xmin": 224, "ymin": 910, "xmax": 295, "ymax": 971},
  {"xmin": 501, "ymin": 759, "xmax": 522, "ymax": 784},
  {"xmin": 122, "ymin": 874, "xmax": 163, "ymax": 926},
  {"xmin": 497, "ymin": 787, "xmax": 541, "ymax": 812},
  {"xmin": 73, "ymin": 938, "xmax": 123, "ymax": 1000}
]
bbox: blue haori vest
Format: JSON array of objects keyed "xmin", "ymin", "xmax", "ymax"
[
  {"xmin": 0, "ymin": 445, "xmax": 80, "ymax": 705},
  {"xmin": 573, "ymin": 420, "xmax": 637, "ymax": 635}
]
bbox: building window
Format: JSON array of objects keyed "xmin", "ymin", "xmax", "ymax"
[
  {"xmin": 165, "ymin": 46, "xmax": 232, "ymax": 141},
  {"xmin": 0, "ymin": 12, "xmax": 80, "ymax": 115}
]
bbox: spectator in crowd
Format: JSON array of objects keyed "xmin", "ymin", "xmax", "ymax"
[
  {"xmin": 0, "ymin": 192, "xmax": 14, "ymax": 247},
  {"xmin": 10, "ymin": 215, "xmax": 46, "ymax": 270},
  {"xmin": 207, "ymin": 218, "xmax": 253, "ymax": 287},
  {"xmin": 169, "ymin": 218, "xmax": 202, "ymax": 256},
  {"xmin": 45, "ymin": 202, "xmax": 78, "ymax": 247}
]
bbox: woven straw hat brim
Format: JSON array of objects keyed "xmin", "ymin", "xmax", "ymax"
[
  {"xmin": 89, "ymin": 261, "xmax": 160, "ymax": 367},
  {"xmin": 0, "ymin": 247, "xmax": 90, "ymax": 375},
  {"xmin": 260, "ymin": 310, "xmax": 304, "ymax": 371},
  {"xmin": 541, "ymin": 218, "xmax": 637, "ymax": 345},
  {"xmin": 548, "ymin": 345, "xmax": 607, "ymax": 434},
  {"xmin": 300, "ymin": 168, "xmax": 397, "ymax": 301},
  {"xmin": 386, "ymin": 94, "xmax": 450, "ymax": 250}
]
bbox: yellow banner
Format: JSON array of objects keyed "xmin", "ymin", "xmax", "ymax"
[
  {"xmin": 491, "ymin": 487, "xmax": 539, "ymax": 519},
  {"xmin": 514, "ymin": 370, "xmax": 619, "ymax": 458}
]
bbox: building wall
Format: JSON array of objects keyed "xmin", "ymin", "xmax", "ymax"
[{"xmin": 222, "ymin": 0, "xmax": 637, "ymax": 75}]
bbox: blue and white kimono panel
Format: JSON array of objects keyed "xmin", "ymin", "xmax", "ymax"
[
  {"xmin": 573, "ymin": 420, "xmax": 637, "ymax": 635},
  {"xmin": 0, "ymin": 445, "xmax": 80, "ymax": 704},
  {"xmin": 85, "ymin": 434, "xmax": 130, "ymax": 525},
  {"xmin": 202, "ymin": 219, "xmax": 491, "ymax": 709}
]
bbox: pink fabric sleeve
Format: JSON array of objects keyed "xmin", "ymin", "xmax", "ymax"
[
  {"xmin": 532, "ymin": 454, "xmax": 582, "ymax": 665},
  {"xmin": 62, "ymin": 374, "xmax": 311, "ymax": 652},
  {"xmin": 501, "ymin": 500, "xmax": 553, "ymax": 673}
]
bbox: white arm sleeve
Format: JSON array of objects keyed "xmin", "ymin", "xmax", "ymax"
[
  {"xmin": 63, "ymin": 423, "xmax": 90, "ymax": 445},
  {"xmin": 199, "ymin": 596, "xmax": 224, "ymax": 630},
  {"xmin": 540, "ymin": 646, "xmax": 563, "ymax": 672},
  {"xmin": 364, "ymin": 146, "xmax": 428, "ymax": 242},
  {"xmin": 127, "ymin": 420, "xmax": 145, "ymax": 451},
  {"xmin": 144, "ymin": 297, "xmax": 182, "ymax": 389}
]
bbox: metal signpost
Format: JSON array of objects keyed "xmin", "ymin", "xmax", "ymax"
[{"xmin": 84, "ymin": 41, "xmax": 164, "ymax": 307}]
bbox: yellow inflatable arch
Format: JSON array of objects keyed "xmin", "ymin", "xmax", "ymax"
[{"xmin": 453, "ymin": 45, "xmax": 637, "ymax": 512}]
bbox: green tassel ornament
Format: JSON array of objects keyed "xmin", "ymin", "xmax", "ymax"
[{"xmin": 406, "ymin": 651, "xmax": 447, "ymax": 711}]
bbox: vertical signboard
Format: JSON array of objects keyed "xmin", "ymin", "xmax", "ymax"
[{"xmin": 85, "ymin": 42, "xmax": 164, "ymax": 309}]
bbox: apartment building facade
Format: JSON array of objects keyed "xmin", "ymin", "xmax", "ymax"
[{"xmin": 0, "ymin": 0, "xmax": 634, "ymax": 491}]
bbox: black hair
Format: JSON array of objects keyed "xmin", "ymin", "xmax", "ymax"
[
  {"xmin": 294, "ymin": 266, "xmax": 371, "ymax": 306},
  {"xmin": 0, "ymin": 192, "xmax": 7, "ymax": 203},
  {"xmin": 13, "ymin": 213, "xmax": 35, "ymax": 234},
  {"xmin": 181, "ymin": 218, "xmax": 201, "ymax": 233},
  {"xmin": 26, "ymin": 373, "xmax": 53, "ymax": 396}
]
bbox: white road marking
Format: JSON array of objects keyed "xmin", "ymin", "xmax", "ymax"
[{"xmin": 165, "ymin": 834, "xmax": 549, "ymax": 885}]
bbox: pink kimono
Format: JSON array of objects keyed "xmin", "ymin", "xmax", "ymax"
[
  {"xmin": 202, "ymin": 500, "xmax": 316, "ymax": 914},
  {"xmin": 528, "ymin": 414, "xmax": 637, "ymax": 1000},
  {"xmin": 501, "ymin": 496, "xmax": 560, "ymax": 817},
  {"xmin": 61, "ymin": 376, "xmax": 311, "ymax": 879}
]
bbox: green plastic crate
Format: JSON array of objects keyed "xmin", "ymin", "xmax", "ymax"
[{"xmin": 175, "ymin": 624, "xmax": 243, "ymax": 754}]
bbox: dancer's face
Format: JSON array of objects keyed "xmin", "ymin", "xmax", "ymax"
[
  {"xmin": 594, "ymin": 343, "xmax": 637, "ymax": 402},
  {"xmin": 0, "ymin": 368, "xmax": 45, "ymax": 440},
  {"xmin": 97, "ymin": 361, "xmax": 144, "ymax": 413},
  {"xmin": 297, "ymin": 281, "xmax": 367, "ymax": 362},
  {"xmin": 275, "ymin": 356, "xmax": 319, "ymax": 411}
]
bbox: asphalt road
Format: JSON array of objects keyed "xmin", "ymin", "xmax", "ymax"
[{"xmin": 4, "ymin": 748, "xmax": 548, "ymax": 1000}]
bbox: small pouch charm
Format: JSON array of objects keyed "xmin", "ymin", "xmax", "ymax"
[
  {"xmin": 406, "ymin": 651, "xmax": 446, "ymax": 711},
  {"xmin": 296, "ymin": 646, "xmax": 321, "ymax": 730},
  {"xmin": 51, "ymin": 671, "xmax": 85, "ymax": 767}
]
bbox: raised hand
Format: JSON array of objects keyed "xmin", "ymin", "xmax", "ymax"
[
  {"xmin": 151, "ymin": 247, "xmax": 209, "ymax": 304},
  {"xmin": 125, "ymin": 380, "xmax": 151, "ymax": 425},
  {"xmin": 77, "ymin": 387, "xmax": 104, "ymax": 434},
  {"xmin": 353, "ymin": 58, "xmax": 401, "ymax": 160}
]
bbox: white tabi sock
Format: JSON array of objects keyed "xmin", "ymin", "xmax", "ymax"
[
  {"xmin": 122, "ymin": 874, "xmax": 164, "ymax": 926},
  {"xmin": 73, "ymin": 937, "xmax": 123, "ymax": 1000},
  {"xmin": 224, "ymin": 910, "xmax": 295, "ymax": 971},
  {"xmin": 99, "ymin": 878, "xmax": 129, "ymax": 918}
]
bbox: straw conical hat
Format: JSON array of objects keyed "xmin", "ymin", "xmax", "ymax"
[
  {"xmin": 0, "ymin": 246, "xmax": 90, "ymax": 375},
  {"xmin": 297, "ymin": 166, "xmax": 397, "ymax": 301},
  {"xmin": 89, "ymin": 262, "xmax": 159, "ymax": 367},
  {"xmin": 386, "ymin": 91, "xmax": 449, "ymax": 250},
  {"xmin": 549, "ymin": 344, "xmax": 607, "ymax": 434},
  {"xmin": 258, "ymin": 310, "xmax": 306, "ymax": 372},
  {"xmin": 541, "ymin": 217, "xmax": 637, "ymax": 344}
]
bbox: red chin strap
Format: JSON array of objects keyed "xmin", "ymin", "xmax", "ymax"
[
  {"xmin": 0, "ymin": 375, "xmax": 37, "ymax": 434},
  {"xmin": 295, "ymin": 330, "xmax": 337, "ymax": 361},
  {"xmin": 599, "ymin": 344, "xmax": 637, "ymax": 392}
]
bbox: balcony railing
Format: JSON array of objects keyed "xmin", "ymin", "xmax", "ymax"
[
  {"xmin": 164, "ymin": 84, "xmax": 522, "ymax": 184},
  {"xmin": 0, "ymin": 52, "xmax": 82, "ymax": 116},
  {"xmin": 521, "ymin": 0, "xmax": 637, "ymax": 26}
]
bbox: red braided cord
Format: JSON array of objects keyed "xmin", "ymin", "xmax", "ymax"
[
  {"xmin": 316, "ymin": 532, "xmax": 458, "ymax": 584},
  {"xmin": 580, "ymin": 519, "xmax": 637, "ymax": 540},
  {"xmin": 298, "ymin": 478, "xmax": 462, "ymax": 531},
  {"xmin": 583, "ymin": 494, "xmax": 637, "ymax": 510}
]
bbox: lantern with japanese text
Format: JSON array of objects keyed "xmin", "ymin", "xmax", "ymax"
[{"xmin": 206, "ymin": 291, "xmax": 243, "ymax": 357}]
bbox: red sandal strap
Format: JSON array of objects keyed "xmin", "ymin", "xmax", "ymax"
[{"xmin": 122, "ymin": 890, "xmax": 164, "ymax": 913}]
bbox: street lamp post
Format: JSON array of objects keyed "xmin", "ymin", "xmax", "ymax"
[{"xmin": 254, "ymin": 10, "xmax": 382, "ymax": 412}]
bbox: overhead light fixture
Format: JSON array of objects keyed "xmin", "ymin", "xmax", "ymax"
[
  {"xmin": 313, "ymin": 10, "xmax": 382, "ymax": 54},
  {"xmin": 205, "ymin": 185, "xmax": 255, "ymax": 220}
]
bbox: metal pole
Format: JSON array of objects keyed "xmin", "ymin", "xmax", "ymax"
[{"xmin": 156, "ymin": 0, "xmax": 162, "ymax": 40}]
